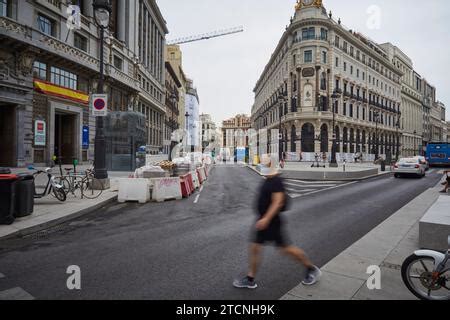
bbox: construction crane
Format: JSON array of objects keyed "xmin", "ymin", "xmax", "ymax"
[{"xmin": 167, "ymin": 26, "xmax": 244, "ymax": 45}]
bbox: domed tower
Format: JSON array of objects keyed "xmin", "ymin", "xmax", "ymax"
[{"xmin": 294, "ymin": 0, "xmax": 328, "ymax": 21}]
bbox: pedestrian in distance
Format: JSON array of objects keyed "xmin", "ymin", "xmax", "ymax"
[
  {"xmin": 233, "ymin": 159, "xmax": 321, "ymax": 289},
  {"xmin": 439, "ymin": 170, "xmax": 450, "ymax": 193}
]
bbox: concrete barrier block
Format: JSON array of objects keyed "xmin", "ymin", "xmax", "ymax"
[
  {"xmin": 151, "ymin": 177, "xmax": 183, "ymax": 202},
  {"xmin": 118, "ymin": 178, "xmax": 150, "ymax": 204},
  {"xmin": 419, "ymin": 196, "xmax": 450, "ymax": 251}
]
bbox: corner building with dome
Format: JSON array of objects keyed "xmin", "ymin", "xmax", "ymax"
[{"xmin": 251, "ymin": 0, "xmax": 408, "ymax": 161}]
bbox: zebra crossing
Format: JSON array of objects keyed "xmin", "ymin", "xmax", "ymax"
[
  {"xmin": 0, "ymin": 272, "xmax": 35, "ymax": 300},
  {"xmin": 283, "ymin": 179, "xmax": 356, "ymax": 199}
]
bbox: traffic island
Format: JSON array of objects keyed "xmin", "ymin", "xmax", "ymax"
[{"xmin": 247, "ymin": 162, "xmax": 390, "ymax": 181}]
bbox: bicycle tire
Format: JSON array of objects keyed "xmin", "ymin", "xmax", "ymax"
[
  {"xmin": 81, "ymin": 176, "xmax": 103, "ymax": 199},
  {"xmin": 401, "ymin": 254, "xmax": 450, "ymax": 301},
  {"xmin": 53, "ymin": 187, "xmax": 67, "ymax": 202}
]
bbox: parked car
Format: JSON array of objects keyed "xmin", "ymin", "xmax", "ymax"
[
  {"xmin": 413, "ymin": 156, "xmax": 429, "ymax": 171},
  {"xmin": 394, "ymin": 158, "xmax": 426, "ymax": 178}
]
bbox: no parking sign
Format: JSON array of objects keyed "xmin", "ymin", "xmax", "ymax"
[{"xmin": 91, "ymin": 94, "xmax": 108, "ymax": 117}]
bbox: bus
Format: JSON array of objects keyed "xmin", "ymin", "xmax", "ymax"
[{"xmin": 425, "ymin": 143, "xmax": 450, "ymax": 167}]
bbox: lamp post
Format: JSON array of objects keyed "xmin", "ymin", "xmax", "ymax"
[
  {"xmin": 374, "ymin": 110, "xmax": 380, "ymax": 160},
  {"xmin": 277, "ymin": 94, "xmax": 285, "ymax": 162},
  {"xmin": 185, "ymin": 111, "xmax": 190, "ymax": 152},
  {"xmin": 395, "ymin": 115, "xmax": 401, "ymax": 162},
  {"xmin": 330, "ymin": 90, "xmax": 341, "ymax": 168},
  {"xmin": 413, "ymin": 130, "xmax": 417, "ymax": 156},
  {"xmin": 92, "ymin": 0, "xmax": 111, "ymax": 181},
  {"xmin": 168, "ymin": 91, "xmax": 177, "ymax": 161}
]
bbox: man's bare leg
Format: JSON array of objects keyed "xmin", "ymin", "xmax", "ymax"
[
  {"xmin": 281, "ymin": 245, "xmax": 315, "ymax": 269},
  {"xmin": 248, "ymin": 243, "xmax": 263, "ymax": 278}
]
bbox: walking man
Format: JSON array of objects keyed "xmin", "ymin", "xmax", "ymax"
[{"xmin": 233, "ymin": 158, "xmax": 321, "ymax": 289}]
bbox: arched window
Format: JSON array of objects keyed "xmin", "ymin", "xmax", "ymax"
[{"xmin": 301, "ymin": 123, "xmax": 315, "ymax": 153}]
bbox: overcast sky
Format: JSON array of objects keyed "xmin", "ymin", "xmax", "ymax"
[{"xmin": 157, "ymin": 0, "xmax": 450, "ymax": 127}]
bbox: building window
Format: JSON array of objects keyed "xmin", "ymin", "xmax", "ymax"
[
  {"xmin": 343, "ymin": 41, "xmax": 347, "ymax": 53},
  {"xmin": 350, "ymin": 65, "xmax": 353, "ymax": 75},
  {"xmin": 349, "ymin": 104, "xmax": 353, "ymax": 117},
  {"xmin": 335, "ymin": 57, "xmax": 339, "ymax": 67},
  {"xmin": 33, "ymin": 61, "xmax": 47, "ymax": 80},
  {"xmin": 113, "ymin": 55, "xmax": 123, "ymax": 70},
  {"xmin": 343, "ymin": 103, "xmax": 347, "ymax": 116},
  {"xmin": 343, "ymin": 62, "xmax": 347, "ymax": 72},
  {"xmin": 335, "ymin": 36, "xmax": 340, "ymax": 48},
  {"xmin": 50, "ymin": 66, "xmax": 77, "ymax": 90},
  {"xmin": 320, "ymin": 28, "xmax": 328, "ymax": 40},
  {"xmin": 350, "ymin": 46, "xmax": 354, "ymax": 57},
  {"xmin": 322, "ymin": 51, "xmax": 327, "ymax": 64},
  {"xmin": 74, "ymin": 33, "xmax": 88, "ymax": 52},
  {"xmin": 357, "ymin": 69, "xmax": 359, "ymax": 78},
  {"xmin": 304, "ymin": 50, "xmax": 312, "ymax": 63},
  {"xmin": 37, "ymin": 14, "xmax": 55, "ymax": 36},
  {"xmin": 0, "ymin": 0, "xmax": 8, "ymax": 17},
  {"xmin": 302, "ymin": 27, "xmax": 315, "ymax": 40}
]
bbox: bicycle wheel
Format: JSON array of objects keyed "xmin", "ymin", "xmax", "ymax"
[
  {"xmin": 401, "ymin": 254, "xmax": 450, "ymax": 300},
  {"xmin": 53, "ymin": 187, "xmax": 67, "ymax": 202},
  {"xmin": 81, "ymin": 176, "xmax": 103, "ymax": 199}
]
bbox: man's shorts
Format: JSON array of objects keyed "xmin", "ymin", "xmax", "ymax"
[{"xmin": 252, "ymin": 223, "xmax": 291, "ymax": 248}]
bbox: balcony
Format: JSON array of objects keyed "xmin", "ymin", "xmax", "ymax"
[{"xmin": 0, "ymin": 16, "xmax": 100, "ymax": 73}]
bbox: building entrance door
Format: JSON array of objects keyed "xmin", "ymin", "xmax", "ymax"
[
  {"xmin": 54, "ymin": 113, "xmax": 77, "ymax": 164},
  {"xmin": 0, "ymin": 105, "xmax": 16, "ymax": 167}
]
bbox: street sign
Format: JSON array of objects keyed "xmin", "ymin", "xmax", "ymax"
[
  {"xmin": 82, "ymin": 125, "xmax": 89, "ymax": 149},
  {"xmin": 91, "ymin": 94, "xmax": 108, "ymax": 117},
  {"xmin": 34, "ymin": 120, "xmax": 46, "ymax": 146}
]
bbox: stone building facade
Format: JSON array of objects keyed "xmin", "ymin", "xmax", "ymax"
[
  {"xmin": 251, "ymin": 0, "xmax": 403, "ymax": 161},
  {"xmin": 0, "ymin": 0, "xmax": 167, "ymax": 166},
  {"xmin": 222, "ymin": 114, "xmax": 251, "ymax": 149}
]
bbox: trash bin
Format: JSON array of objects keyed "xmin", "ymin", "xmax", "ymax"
[
  {"xmin": 381, "ymin": 160, "xmax": 386, "ymax": 172},
  {"xmin": 15, "ymin": 173, "xmax": 35, "ymax": 218},
  {"xmin": 0, "ymin": 174, "xmax": 19, "ymax": 225}
]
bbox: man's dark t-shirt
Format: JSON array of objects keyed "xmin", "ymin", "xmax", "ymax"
[{"xmin": 256, "ymin": 175, "xmax": 286, "ymax": 224}]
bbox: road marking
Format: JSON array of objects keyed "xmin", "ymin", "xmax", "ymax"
[
  {"xmin": 0, "ymin": 287, "xmax": 35, "ymax": 300},
  {"xmin": 285, "ymin": 187, "xmax": 316, "ymax": 193},
  {"xmin": 285, "ymin": 179, "xmax": 344, "ymax": 184},
  {"xmin": 287, "ymin": 181, "xmax": 358, "ymax": 198},
  {"xmin": 285, "ymin": 182, "xmax": 337, "ymax": 188},
  {"xmin": 194, "ymin": 194, "xmax": 200, "ymax": 204}
]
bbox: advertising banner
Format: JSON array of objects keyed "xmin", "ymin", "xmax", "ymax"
[{"xmin": 34, "ymin": 120, "xmax": 46, "ymax": 146}]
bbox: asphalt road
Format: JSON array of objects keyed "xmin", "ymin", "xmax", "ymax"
[{"xmin": 0, "ymin": 165, "xmax": 443, "ymax": 300}]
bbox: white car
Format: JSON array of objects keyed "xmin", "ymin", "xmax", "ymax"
[
  {"xmin": 413, "ymin": 156, "xmax": 429, "ymax": 171},
  {"xmin": 394, "ymin": 158, "xmax": 426, "ymax": 178}
]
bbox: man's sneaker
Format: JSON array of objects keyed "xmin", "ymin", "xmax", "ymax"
[
  {"xmin": 302, "ymin": 266, "xmax": 322, "ymax": 286},
  {"xmin": 233, "ymin": 277, "xmax": 258, "ymax": 289}
]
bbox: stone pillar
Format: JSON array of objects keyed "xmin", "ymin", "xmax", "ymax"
[
  {"xmin": 297, "ymin": 67, "xmax": 301, "ymax": 111},
  {"xmin": 83, "ymin": 0, "xmax": 93, "ymax": 17},
  {"xmin": 117, "ymin": 0, "xmax": 126, "ymax": 42},
  {"xmin": 315, "ymin": 66, "xmax": 321, "ymax": 110}
]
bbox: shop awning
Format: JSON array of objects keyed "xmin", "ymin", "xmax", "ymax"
[{"xmin": 34, "ymin": 79, "xmax": 89, "ymax": 104}]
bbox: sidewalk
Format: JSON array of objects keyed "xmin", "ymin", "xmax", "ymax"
[
  {"xmin": 281, "ymin": 183, "xmax": 443, "ymax": 300},
  {"xmin": 0, "ymin": 166, "xmax": 127, "ymax": 241}
]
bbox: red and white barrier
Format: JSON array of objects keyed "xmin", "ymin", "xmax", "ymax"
[
  {"xmin": 180, "ymin": 173, "xmax": 194, "ymax": 198},
  {"xmin": 191, "ymin": 171, "xmax": 200, "ymax": 189}
]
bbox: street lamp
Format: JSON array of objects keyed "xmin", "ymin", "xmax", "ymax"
[
  {"xmin": 330, "ymin": 90, "xmax": 341, "ymax": 168},
  {"xmin": 413, "ymin": 130, "xmax": 417, "ymax": 156},
  {"xmin": 185, "ymin": 111, "xmax": 190, "ymax": 152},
  {"xmin": 373, "ymin": 110, "xmax": 380, "ymax": 160},
  {"xmin": 395, "ymin": 115, "xmax": 401, "ymax": 162},
  {"xmin": 277, "ymin": 94, "xmax": 286, "ymax": 162},
  {"xmin": 92, "ymin": 0, "xmax": 111, "ymax": 181},
  {"xmin": 168, "ymin": 91, "xmax": 177, "ymax": 161}
]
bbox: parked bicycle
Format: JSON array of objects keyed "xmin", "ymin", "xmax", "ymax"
[
  {"xmin": 28, "ymin": 166, "xmax": 67, "ymax": 202},
  {"xmin": 55, "ymin": 167, "xmax": 103, "ymax": 200},
  {"xmin": 401, "ymin": 236, "xmax": 450, "ymax": 300}
]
